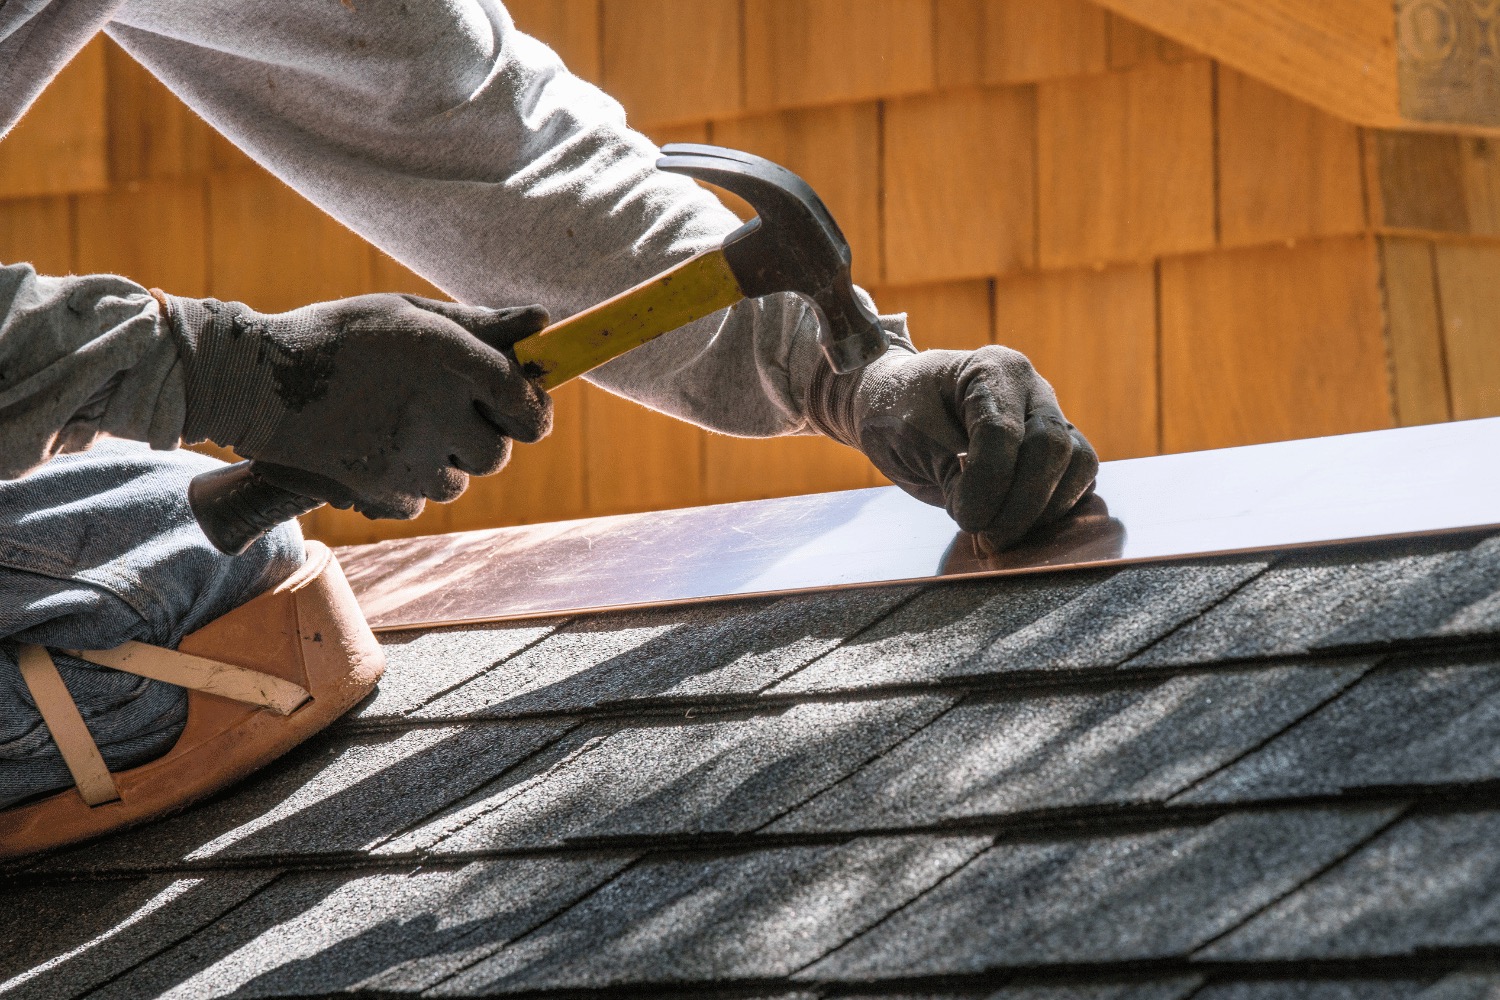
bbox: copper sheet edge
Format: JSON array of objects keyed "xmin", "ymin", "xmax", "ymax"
[{"xmin": 339, "ymin": 418, "xmax": 1500, "ymax": 633}]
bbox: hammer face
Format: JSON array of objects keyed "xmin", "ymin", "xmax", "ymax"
[{"xmin": 660, "ymin": 144, "xmax": 889, "ymax": 373}]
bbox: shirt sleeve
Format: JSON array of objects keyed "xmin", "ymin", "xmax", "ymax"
[
  {"xmin": 105, "ymin": 0, "xmax": 910, "ymax": 438},
  {"xmin": 0, "ymin": 264, "xmax": 185, "ymax": 479}
]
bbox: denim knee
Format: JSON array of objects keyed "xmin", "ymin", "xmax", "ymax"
[{"xmin": 0, "ymin": 439, "xmax": 306, "ymax": 808}]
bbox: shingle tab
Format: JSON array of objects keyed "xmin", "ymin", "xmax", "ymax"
[
  {"xmin": 805, "ymin": 806, "xmax": 1399, "ymax": 979},
  {"xmin": 772, "ymin": 664, "xmax": 1369, "ymax": 832},
  {"xmin": 1192, "ymin": 983, "xmax": 1434, "ymax": 1000},
  {"xmin": 1201, "ymin": 811, "xmax": 1500, "ymax": 961},
  {"xmin": 0, "ymin": 871, "xmax": 275, "ymax": 1000},
  {"xmin": 433, "ymin": 836, "xmax": 990, "ymax": 993},
  {"xmin": 418, "ymin": 588, "xmax": 913, "ymax": 719},
  {"xmin": 394, "ymin": 696, "xmax": 953, "ymax": 855},
  {"xmin": 357, "ymin": 620, "xmax": 564, "ymax": 719},
  {"xmin": 1127, "ymin": 535, "xmax": 1500, "ymax": 669},
  {"xmin": 85, "ymin": 857, "xmax": 632, "ymax": 1000},
  {"xmin": 1179, "ymin": 655, "xmax": 1500, "ymax": 804},
  {"xmin": 773, "ymin": 561, "xmax": 1265, "ymax": 694},
  {"xmin": 36, "ymin": 721, "xmax": 569, "ymax": 873}
]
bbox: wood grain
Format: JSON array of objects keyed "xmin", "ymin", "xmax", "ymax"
[
  {"xmin": 873, "ymin": 280, "xmax": 993, "ymax": 351},
  {"xmin": 602, "ymin": 0, "xmax": 741, "ymax": 125},
  {"xmin": 744, "ymin": 0, "xmax": 934, "ymax": 112},
  {"xmin": 507, "ymin": 0, "xmax": 603, "ymax": 82},
  {"xmin": 1160, "ymin": 236, "xmax": 1392, "ymax": 452},
  {"xmin": 1378, "ymin": 236, "xmax": 1452, "ymax": 426},
  {"xmin": 1395, "ymin": 0, "xmax": 1500, "ymax": 127},
  {"xmin": 0, "ymin": 39, "xmax": 108, "ymax": 199},
  {"xmin": 0, "ymin": 197, "xmax": 74, "ymax": 275},
  {"xmin": 103, "ymin": 39, "xmax": 226, "ymax": 183},
  {"xmin": 714, "ymin": 103, "xmax": 882, "ymax": 286},
  {"xmin": 75, "ymin": 179, "xmax": 210, "ymax": 295},
  {"xmin": 935, "ymin": 0, "xmax": 986, "ymax": 89},
  {"xmin": 1090, "ymin": 0, "xmax": 1401, "ymax": 127},
  {"xmin": 582, "ymin": 382, "xmax": 706, "ymax": 515},
  {"xmin": 982, "ymin": 0, "xmax": 1109, "ymax": 84},
  {"xmin": 370, "ymin": 249, "xmax": 447, "ymax": 300},
  {"xmin": 702, "ymin": 433, "xmax": 876, "ymax": 505},
  {"xmin": 207, "ymin": 171, "xmax": 375, "ymax": 311},
  {"xmin": 1217, "ymin": 66, "xmax": 1366, "ymax": 247},
  {"xmin": 1432, "ymin": 240, "xmax": 1500, "ymax": 419},
  {"xmin": 885, "ymin": 87, "xmax": 1036, "ymax": 284},
  {"xmin": 1038, "ymin": 60, "xmax": 1215, "ymax": 267},
  {"xmin": 992, "ymin": 263, "xmax": 1159, "ymax": 460},
  {"xmin": 1369, "ymin": 130, "xmax": 1500, "ymax": 237}
]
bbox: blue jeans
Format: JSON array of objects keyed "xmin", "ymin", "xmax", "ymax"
[{"xmin": 0, "ymin": 440, "xmax": 305, "ymax": 809}]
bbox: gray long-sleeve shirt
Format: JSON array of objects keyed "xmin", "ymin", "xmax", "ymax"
[{"xmin": 0, "ymin": 0, "xmax": 909, "ymax": 479}]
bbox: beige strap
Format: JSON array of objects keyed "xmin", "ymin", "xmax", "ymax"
[
  {"xmin": 65, "ymin": 642, "xmax": 310, "ymax": 717},
  {"xmin": 16, "ymin": 645, "xmax": 121, "ymax": 807}
]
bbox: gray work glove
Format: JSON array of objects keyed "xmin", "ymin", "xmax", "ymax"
[
  {"xmin": 808, "ymin": 345, "xmax": 1099, "ymax": 552},
  {"xmin": 157, "ymin": 291, "xmax": 552, "ymax": 520}
]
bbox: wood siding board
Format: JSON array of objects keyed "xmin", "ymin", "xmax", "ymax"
[
  {"xmin": 1378, "ymin": 235, "xmax": 1453, "ymax": 425},
  {"xmin": 1217, "ymin": 67, "xmax": 1366, "ymax": 247},
  {"xmin": 1090, "ymin": 0, "xmax": 1401, "ymax": 128},
  {"xmin": 714, "ymin": 104, "xmax": 882, "ymax": 286},
  {"xmin": 75, "ymin": 179, "xmax": 210, "ymax": 295},
  {"xmin": 1160, "ymin": 236, "xmax": 1393, "ymax": 452},
  {"xmin": 370, "ymin": 248, "xmax": 448, "ymax": 300},
  {"xmin": 602, "ymin": 0, "xmax": 741, "ymax": 125},
  {"xmin": 0, "ymin": 197, "xmax": 74, "ymax": 275},
  {"xmin": 0, "ymin": 39, "xmax": 108, "ymax": 199},
  {"xmin": 982, "ymin": 0, "xmax": 1110, "ymax": 85},
  {"xmin": 104, "ymin": 39, "xmax": 221, "ymax": 183},
  {"xmin": 582, "ymin": 382, "xmax": 706, "ymax": 515},
  {"xmin": 1038, "ymin": 60, "xmax": 1216, "ymax": 267},
  {"xmin": 935, "ymin": 0, "xmax": 986, "ymax": 89},
  {"xmin": 873, "ymin": 280, "xmax": 993, "ymax": 351},
  {"xmin": 1396, "ymin": 0, "xmax": 1500, "ymax": 127},
  {"xmin": 702, "ymin": 433, "xmax": 877, "ymax": 505},
  {"xmin": 207, "ymin": 171, "xmax": 376, "ymax": 311},
  {"xmin": 884, "ymin": 87, "xmax": 1036, "ymax": 284},
  {"xmin": 507, "ymin": 0, "xmax": 604, "ymax": 83},
  {"xmin": 1373, "ymin": 130, "xmax": 1500, "ymax": 237},
  {"xmin": 744, "ymin": 0, "xmax": 934, "ymax": 112},
  {"xmin": 1106, "ymin": 12, "xmax": 1165, "ymax": 72},
  {"xmin": 1432, "ymin": 239, "xmax": 1500, "ymax": 419},
  {"xmin": 992, "ymin": 264, "xmax": 1159, "ymax": 460}
]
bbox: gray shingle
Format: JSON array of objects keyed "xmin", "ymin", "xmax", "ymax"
[
  {"xmin": 393, "ymin": 696, "xmax": 953, "ymax": 855},
  {"xmin": 1179, "ymin": 655, "xmax": 1500, "ymax": 804},
  {"xmin": 1192, "ymin": 983, "xmax": 1434, "ymax": 1000},
  {"xmin": 36, "ymin": 721, "xmax": 569, "ymax": 873},
  {"xmin": 773, "ymin": 561, "xmax": 1264, "ymax": 694},
  {"xmin": 1418, "ymin": 969, "xmax": 1500, "ymax": 999},
  {"xmin": 1201, "ymin": 811, "xmax": 1500, "ymax": 961},
  {"xmin": 772, "ymin": 664, "xmax": 1369, "ymax": 832},
  {"xmin": 1127, "ymin": 536, "xmax": 1500, "ymax": 669},
  {"xmin": 356, "ymin": 620, "xmax": 564, "ymax": 719},
  {"xmin": 86, "ymin": 857, "xmax": 632, "ymax": 1000},
  {"xmin": 417, "ymin": 588, "xmax": 913, "ymax": 720},
  {"xmin": 0, "ymin": 871, "xmax": 275, "ymax": 1000},
  {"xmin": 433, "ymin": 835, "xmax": 989, "ymax": 994},
  {"xmin": 805, "ymin": 806, "xmax": 1399, "ymax": 979}
]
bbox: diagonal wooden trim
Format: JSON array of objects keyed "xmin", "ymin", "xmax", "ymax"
[
  {"xmin": 15, "ymin": 645, "xmax": 120, "ymax": 807},
  {"xmin": 65, "ymin": 642, "xmax": 310, "ymax": 717}
]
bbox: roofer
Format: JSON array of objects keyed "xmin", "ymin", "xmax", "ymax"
[{"xmin": 0, "ymin": 3, "xmax": 1096, "ymax": 820}]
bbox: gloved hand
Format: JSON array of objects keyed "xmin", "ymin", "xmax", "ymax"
[
  {"xmin": 808, "ymin": 345, "xmax": 1099, "ymax": 552},
  {"xmin": 155, "ymin": 291, "xmax": 551, "ymax": 520}
]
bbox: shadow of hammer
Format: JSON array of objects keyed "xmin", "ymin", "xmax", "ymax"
[{"xmin": 187, "ymin": 144, "xmax": 891, "ymax": 554}]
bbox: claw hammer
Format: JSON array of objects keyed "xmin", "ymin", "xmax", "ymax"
[{"xmin": 188, "ymin": 144, "xmax": 890, "ymax": 554}]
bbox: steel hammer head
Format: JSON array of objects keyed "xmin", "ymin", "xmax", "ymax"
[{"xmin": 659, "ymin": 144, "xmax": 887, "ymax": 374}]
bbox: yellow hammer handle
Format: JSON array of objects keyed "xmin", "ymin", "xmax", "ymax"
[{"xmin": 511, "ymin": 248, "xmax": 743, "ymax": 390}]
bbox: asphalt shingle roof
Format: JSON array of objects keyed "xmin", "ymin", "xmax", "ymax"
[{"xmin": 7, "ymin": 529, "xmax": 1500, "ymax": 998}]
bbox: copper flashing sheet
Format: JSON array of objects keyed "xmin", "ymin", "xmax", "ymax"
[{"xmin": 340, "ymin": 418, "xmax": 1500, "ymax": 632}]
